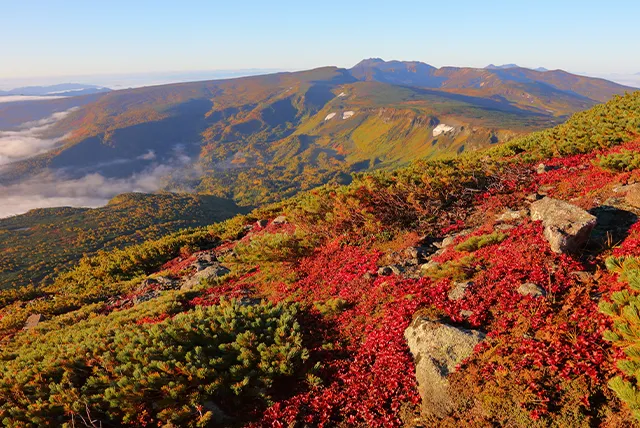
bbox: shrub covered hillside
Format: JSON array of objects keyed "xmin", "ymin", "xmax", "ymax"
[
  {"xmin": 0, "ymin": 193, "xmax": 247, "ymax": 290},
  {"xmin": 1, "ymin": 92, "xmax": 640, "ymax": 427}
]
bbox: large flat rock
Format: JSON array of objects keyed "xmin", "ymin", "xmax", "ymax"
[{"xmin": 530, "ymin": 197, "xmax": 596, "ymax": 254}]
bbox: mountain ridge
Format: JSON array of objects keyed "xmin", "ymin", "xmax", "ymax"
[
  {"xmin": 0, "ymin": 83, "xmax": 111, "ymax": 97},
  {"xmin": 0, "ymin": 60, "xmax": 634, "ymax": 215}
]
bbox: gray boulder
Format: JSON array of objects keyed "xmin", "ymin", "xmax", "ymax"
[
  {"xmin": 530, "ymin": 197, "xmax": 597, "ymax": 254},
  {"xmin": 377, "ymin": 265, "xmax": 402, "ymax": 276},
  {"xmin": 517, "ymin": 282, "xmax": 545, "ymax": 298},
  {"xmin": 181, "ymin": 264, "xmax": 231, "ymax": 291},
  {"xmin": 405, "ymin": 317, "xmax": 485, "ymax": 417},
  {"xmin": 405, "ymin": 246, "xmax": 430, "ymax": 263}
]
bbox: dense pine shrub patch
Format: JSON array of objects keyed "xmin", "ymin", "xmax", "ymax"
[{"xmin": 0, "ymin": 299, "xmax": 307, "ymax": 426}]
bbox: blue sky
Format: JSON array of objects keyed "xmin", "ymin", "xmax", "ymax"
[{"xmin": 1, "ymin": 0, "xmax": 639, "ymax": 79}]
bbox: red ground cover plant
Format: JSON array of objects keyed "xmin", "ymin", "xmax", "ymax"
[{"xmin": 151, "ymin": 142, "xmax": 640, "ymax": 426}]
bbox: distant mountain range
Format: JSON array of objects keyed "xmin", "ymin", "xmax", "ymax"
[
  {"xmin": 0, "ymin": 83, "xmax": 111, "ymax": 97},
  {"xmin": 485, "ymin": 63, "xmax": 548, "ymax": 72},
  {"xmin": 0, "ymin": 59, "xmax": 635, "ymax": 213}
]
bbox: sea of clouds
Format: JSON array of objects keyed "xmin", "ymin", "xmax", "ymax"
[
  {"xmin": 0, "ymin": 109, "xmax": 196, "ymax": 218},
  {"xmin": 0, "ymin": 109, "xmax": 76, "ymax": 166},
  {"xmin": 0, "ymin": 166, "xmax": 178, "ymax": 218}
]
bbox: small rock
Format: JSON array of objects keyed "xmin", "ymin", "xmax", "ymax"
[
  {"xmin": 377, "ymin": 266, "xmax": 401, "ymax": 276},
  {"xmin": 377, "ymin": 266, "xmax": 393, "ymax": 276},
  {"xmin": 460, "ymin": 310, "xmax": 474, "ymax": 318},
  {"xmin": 420, "ymin": 260, "xmax": 441, "ymax": 273},
  {"xmin": 134, "ymin": 289, "xmax": 161, "ymax": 304},
  {"xmin": 389, "ymin": 265, "xmax": 402, "ymax": 275},
  {"xmin": 570, "ymin": 271, "xmax": 593, "ymax": 283},
  {"xmin": 256, "ymin": 219, "xmax": 269, "ymax": 228},
  {"xmin": 623, "ymin": 184, "xmax": 640, "ymax": 208},
  {"xmin": 405, "ymin": 317, "xmax": 485, "ymax": 417},
  {"xmin": 440, "ymin": 236, "xmax": 455, "ymax": 248},
  {"xmin": 496, "ymin": 208, "xmax": 527, "ymax": 223},
  {"xmin": 239, "ymin": 298, "xmax": 262, "ymax": 307},
  {"xmin": 405, "ymin": 246, "xmax": 430, "ymax": 263},
  {"xmin": 23, "ymin": 314, "xmax": 42, "ymax": 330},
  {"xmin": 155, "ymin": 276, "xmax": 179, "ymax": 289},
  {"xmin": 530, "ymin": 197, "xmax": 597, "ymax": 254},
  {"xmin": 191, "ymin": 260, "xmax": 210, "ymax": 272},
  {"xmin": 363, "ymin": 272, "xmax": 376, "ymax": 280},
  {"xmin": 537, "ymin": 185, "xmax": 554, "ymax": 195},
  {"xmin": 526, "ymin": 193, "xmax": 541, "ymax": 202},
  {"xmin": 536, "ymin": 163, "xmax": 549, "ymax": 174},
  {"xmin": 495, "ymin": 224, "xmax": 515, "ymax": 231},
  {"xmin": 272, "ymin": 215, "xmax": 288, "ymax": 225},
  {"xmin": 196, "ymin": 252, "xmax": 217, "ymax": 264},
  {"xmin": 517, "ymin": 282, "xmax": 545, "ymax": 297},
  {"xmin": 448, "ymin": 281, "xmax": 472, "ymax": 301}
]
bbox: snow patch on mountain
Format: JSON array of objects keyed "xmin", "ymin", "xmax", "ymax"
[
  {"xmin": 342, "ymin": 111, "xmax": 354, "ymax": 120},
  {"xmin": 433, "ymin": 124, "xmax": 455, "ymax": 137},
  {"xmin": 324, "ymin": 112, "xmax": 336, "ymax": 121}
]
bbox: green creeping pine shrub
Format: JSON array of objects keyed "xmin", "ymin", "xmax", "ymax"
[
  {"xmin": 455, "ymin": 232, "xmax": 508, "ymax": 252},
  {"xmin": 314, "ymin": 297, "xmax": 350, "ymax": 316},
  {"xmin": 234, "ymin": 230, "xmax": 310, "ymax": 263},
  {"xmin": 600, "ymin": 256, "xmax": 640, "ymax": 421},
  {"xmin": 597, "ymin": 150, "xmax": 640, "ymax": 172},
  {"xmin": 424, "ymin": 255, "xmax": 476, "ymax": 282},
  {"xmin": 0, "ymin": 299, "xmax": 308, "ymax": 427}
]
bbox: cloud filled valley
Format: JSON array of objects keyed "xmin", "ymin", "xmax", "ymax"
[
  {"xmin": 0, "ymin": 166, "xmax": 177, "ymax": 218},
  {"xmin": 0, "ymin": 109, "xmax": 75, "ymax": 165},
  {"xmin": 0, "ymin": 109, "xmax": 199, "ymax": 218}
]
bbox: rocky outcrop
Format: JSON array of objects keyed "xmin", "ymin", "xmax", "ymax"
[
  {"xmin": 405, "ymin": 317, "xmax": 485, "ymax": 417},
  {"xmin": 530, "ymin": 197, "xmax": 597, "ymax": 254},
  {"xmin": 404, "ymin": 246, "xmax": 430, "ymax": 264},
  {"xmin": 181, "ymin": 264, "xmax": 231, "ymax": 291}
]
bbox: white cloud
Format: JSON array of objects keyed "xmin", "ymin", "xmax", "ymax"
[
  {"xmin": 138, "ymin": 150, "xmax": 156, "ymax": 160},
  {"xmin": 0, "ymin": 166, "xmax": 173, "ymax": 218},
  {"xmin": 0, "ymin": 108, "xmax": 76, "ymax": 165},
  {"xmin": 0, "ymin": 144, "xmax": 201, "ymax": 218},
  {"xmin": 0, "ymin": 95, "xmax": 68, "ymax": 103}
]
